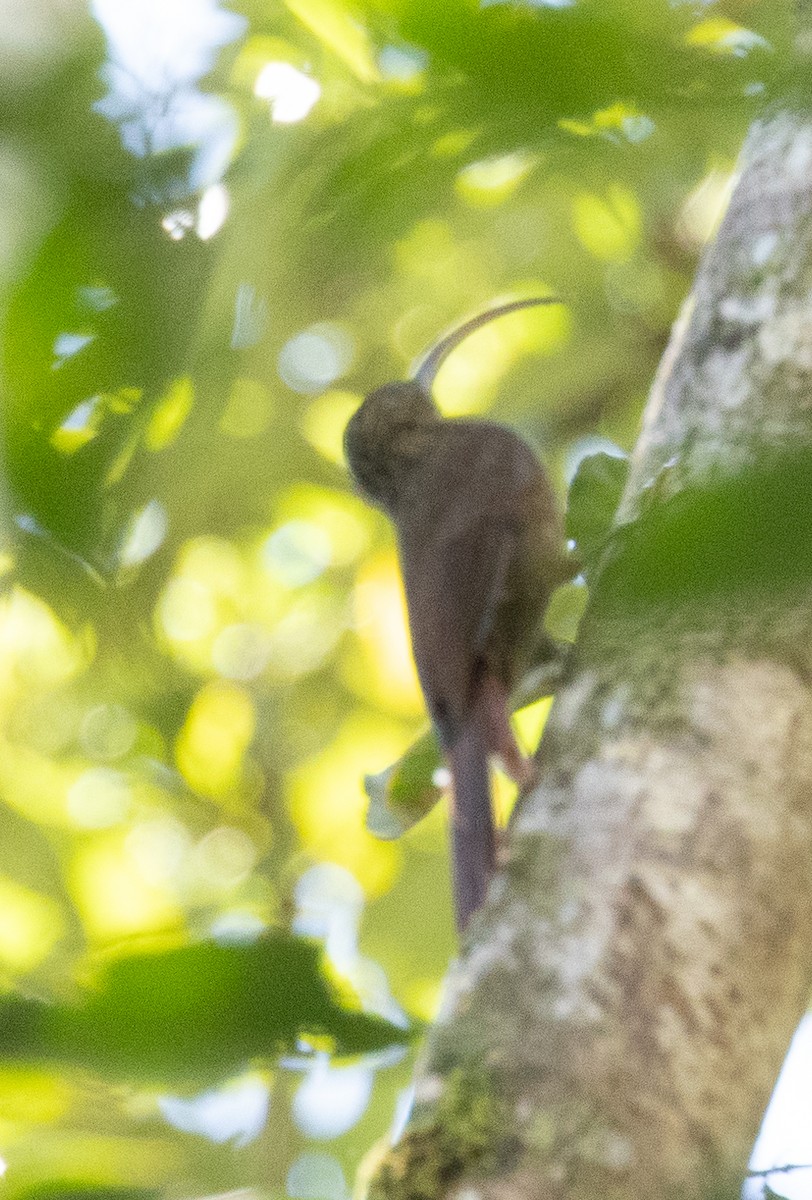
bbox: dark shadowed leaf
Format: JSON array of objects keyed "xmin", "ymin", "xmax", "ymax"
[{"xmin": 596, "ymin": 450, "xmax": 812, "ymax": 613}]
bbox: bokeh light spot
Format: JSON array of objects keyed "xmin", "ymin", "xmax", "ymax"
[
  {"xmin": 191, "ymin": 826, "xmax": 258, "ymax": 890},
  {"xmin": 430, "ymin": 130, "xmax": 476, "ymax": 158},
  {"xmin": 514, "ymin": 696, "xmax": 553, "ymax": 750},
  {"xmin": 160, "ymin": 1073, "xmax": 269, "ymax": 1145},
  {"xmin": 272, "ymin": 486, "xmax": 370, "ymax": 567},
  {"xmin": 0, "ymin": 1068, "xmax": 72, "ymax": 1124},
  {"xmin": 119, "ymin": 500, "xmax": 169, "ymax": 567},
  {"xmin": 289, "ymin": 714, "xmax": 406, "ymax": 895},
  {"xmin": 293, "ymin": 862, "xmax": 364, "ymax": 947},
  {"xmin": 212, "ymin": 623, "xmax": 271, "ymax": 680},
  {"xmin": 686, "ymin": 17, "xmax": 769, "ymax": 57},
  {"xmin": 81, "ymin": 704, "xmax": 137, "ymax": 761},
  {"xmin": 402, "ymin": 977, "xmax": 443, "ymax": 1022},
  {"xmin": 263, "ymin": 520, "xmax": 332, "ymax": 587},
  {"xmin": 51, "ymin": 396, "xmax": 103, "ymax": 454},
  {"xmin": 67, "ymin": 767, "xmax": 131, "ymax": 829},
  {"xmin": 77, "ymin": 284, "xmax": 117, "ymax": 311},
  {"xmin": 292, "ymin": 1057, "xmax": 373, "ymax": 1139},
  {"xmin": 159, "ymin": 577, "xmax": 218, "ymax": 643},
  {"xmin": 71, "ymin": 833, "xmax": 180, "ymax": 940},
  {"xmin": 456, "ymin": 152, "xmax": 535, "ymax": 207},
  {"xmin": 197, "ymin": 182, "xmax": 230, "ymax": 238},
  {"xmin": 347, "ymin": 553, "xmax": 423, "ymax": 715},
  {"xmin": 286, "ymin": 1150, "xmax": 348, "ymax": 1200},
  {"xmin": 161, "ymin": 209, "xmax": 195, "ymax": 240},
  {"xmin": 210, "ymin": 909, "xmax": 267, "ymax": 943},
  {"xmin": 52, "ymin": 332, "xmax": 93, "ymax": 369},
  {"xmin": 0, "ymin": 588, "xmax": 85, "ymax": 690},
  {"xmin": 177, "ymin": 537, "xmax": 246, "ymax": 594},
  {"xmin": 126, "ymin": 817, "xmax": 191, "ymax": 887},
  {"xmin": 255, "ymin": 61, "xmax": 321, "ymax": 123},
  {"xmin": 378, "ymin": 44, "xmax": 427, "ymax": 87},
  {"xmin": 175, "ymin": 682, "xmax": 255, "ymax": 798},
  {"xmin": 278, "ymin": 324, "xmax": 355, "ymax": 394},
  {"xmin": 0, "ymin": 877, "xmax": 63, "ymax": 971},
  {"xmin": 266, "ymin": 598, "xmax": 343, "ymax": 681},
  {"xmin": 302, "ymin": 390, "xmax": 360, "ymax": 464}
]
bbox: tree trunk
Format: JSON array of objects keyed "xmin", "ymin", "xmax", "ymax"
[{"xmin": 363, "ymin": 107, "xmax": 812, "ymax": 1200}]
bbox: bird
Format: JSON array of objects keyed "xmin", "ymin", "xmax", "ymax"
[{"xmin": 344, "ymin": 298, "xmax": 573, "ymax": 932}]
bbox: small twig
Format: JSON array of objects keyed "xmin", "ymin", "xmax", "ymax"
[{"xmin": 747, "ymin": 1163, "xmax": 812, "ymax": 1177}]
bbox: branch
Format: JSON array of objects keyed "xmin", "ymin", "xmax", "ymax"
[{"xmin": 747, "ymin": 1164, "xmax": 812, "ymax": 1178}]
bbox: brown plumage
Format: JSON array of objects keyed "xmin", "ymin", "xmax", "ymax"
[{"xmin": 344, "ymin": 300, "xmax": 571, "ymax": 931}]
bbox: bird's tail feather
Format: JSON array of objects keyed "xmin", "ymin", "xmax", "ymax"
[{"xmin": 449, "ymin": 704, "xmax": 494, "ymax": 933}]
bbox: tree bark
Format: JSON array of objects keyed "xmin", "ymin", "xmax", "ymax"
[{"xmin": 362, "ymin": 108, "xmax": 812, "ymax": 1200}]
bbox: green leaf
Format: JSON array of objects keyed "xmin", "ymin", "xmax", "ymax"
[
  {"xmin": 365, "ymin": 728, "xmax": 443, "ymax": 841},
  {"xmin": 0, "ymin": 934, "xmax": 415, "ymax": 1085},
  {"xmin": 596, "ymin": 449, "xmax": 812, "ymax": 613},
  {"xmin": 388, "ymin": 0, "xmax": 779, "ymax": 119},
  {"xmin": 565, "ymin": 451, "xmax": 629, "ymax": 578}
]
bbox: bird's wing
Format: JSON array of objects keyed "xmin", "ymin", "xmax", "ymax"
[{"xmin": 397, "ymin": 425, "xmax": 537, "ymax": 748}]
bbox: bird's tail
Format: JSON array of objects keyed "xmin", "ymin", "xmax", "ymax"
[{"xmin": 449, "ymin": 701, "xmax": 495, "ymax": 934}]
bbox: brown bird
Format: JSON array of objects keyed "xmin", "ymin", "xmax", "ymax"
[{"xmin": 344, "ymin": 299, "xmax": 573, "ymax": 932}]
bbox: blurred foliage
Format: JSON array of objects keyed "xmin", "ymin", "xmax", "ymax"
[
  {"xmin": 0, "ymin": 0, "xmax": 793, "ymax": 1195},
  {"xmin": 597, "ymin": 449, "xmax": 812, "ymax": 614},
  {"xmin": 0, "ymin": 934, "xmax": 413, "ymax": 1084}
]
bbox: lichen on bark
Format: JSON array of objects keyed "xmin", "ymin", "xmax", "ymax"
[{"xmin": 365, "ymin": 1068, "xmax": 522, "ymax": 1200}]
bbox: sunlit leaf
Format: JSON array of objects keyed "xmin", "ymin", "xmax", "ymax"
[
  {"xmin": 284, "ymin": 0, "xmax": 380, "ymax": 82},
  {"xmin": 145, "ymin": 377, "xmax": 194, "ymax": 452}
]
